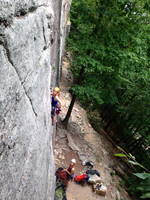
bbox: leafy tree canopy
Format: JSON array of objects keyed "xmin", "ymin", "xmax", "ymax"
[{"xmin": 68, "ymin": 0, "xmax": 150, "ymax": 198}]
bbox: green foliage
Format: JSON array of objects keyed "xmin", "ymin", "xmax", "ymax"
[
  {"xmin": 114, "ymin": 153, "xmax": 127, "ymax": 158},
  {"xmin": 114, "ymin": 152, "xmax": 149, "ymax": 171},
  {"xmin": 133, "ymin": 173, "xmax": 150, "ymax": 180},
  {"xmin": 68, "ymin": 0, "xmax": 150, "ymax": 198},
  {"xmin": 55, "ymin": 181, "xmax": 66, "ymax": 200},
  {"xmin": 69, "ymin": 0, "xmax": 150, "ymax": 108},
  {"xmin": 132, "ymin": 173, "xmax": 150, "ymax": 199},
  {"xmin": 114, "ymin": 152, "xmax": 150, "ymax": 198}
]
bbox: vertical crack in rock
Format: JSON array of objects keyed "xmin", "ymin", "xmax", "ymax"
[
  {"xmin": 0, "ymin": 141, "xmax": 6, "ymax": 157},
  {"xmin": 21, "ymin": 71, "xmax": 31, "ymax": 85},
  {"xmin": 0, "ymin": 42, "xmax": 38, "ymax": 117},
  {"xmin": 43, "ymin": 26, "xmax": 47, "ymax": 47}
]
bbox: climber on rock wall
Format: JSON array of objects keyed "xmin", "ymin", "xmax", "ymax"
[{"xmin": 51, "ymin": 87, "xmax": 62, "ymax": 125}]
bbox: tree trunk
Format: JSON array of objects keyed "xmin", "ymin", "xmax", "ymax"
[
  {"xmin": 62, "ymin": 66, "xmax": 85, "ymax": 128},
  {"xmin": 62, "ymin": 93, "xmax": 76, "ymax": 128}
]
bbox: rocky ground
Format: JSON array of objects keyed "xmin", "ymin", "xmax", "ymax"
[{"xmin": 54, "ymin": 57, "xmax": 133, "ymax": 200}]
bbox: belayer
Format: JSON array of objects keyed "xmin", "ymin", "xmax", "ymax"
[
  {"xmin": 55, "ymin": 159, "xmax": 76, "ymax": 187},
  {"xmin": 51, "ymin": 87, "xmax": 62, "ymax": 125}
]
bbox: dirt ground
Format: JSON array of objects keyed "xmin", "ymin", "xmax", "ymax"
[{"xmin": 54, "ymin": 57, "xmax": 133, "ymax": 200}]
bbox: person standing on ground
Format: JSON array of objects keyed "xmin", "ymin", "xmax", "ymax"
[
  {"xmin": 65, "ymin": 158, "xmax": 76, "ymax": 180},
  {"xmin": 51, "ymin": 87, "xmax": 62, "ymax": 125},
  {"xmin": 55, "ymin": 158, "xmax": 76, "ymax": 187}
]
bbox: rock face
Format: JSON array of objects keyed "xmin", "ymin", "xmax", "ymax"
[
  {"xmin": 0, "ymin": 0, "xmax": 71, "ymax": 200},
  {"xmin": 50, "ymin": 0, "xmax": 71, "ymax": 87}
]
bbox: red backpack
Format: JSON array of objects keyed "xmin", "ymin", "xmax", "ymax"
[{"xmin": 74, "ymin": 174, "xmax": 88, "ymax": 182}]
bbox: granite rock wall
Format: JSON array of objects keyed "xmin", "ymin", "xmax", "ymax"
[
  {"xmin": 0, "ymin": 0, "xmax": 71, "ymax": 199},
  {"xmin": 50, "ymin": 0, "xmax": 72, "ymax": 87}
]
